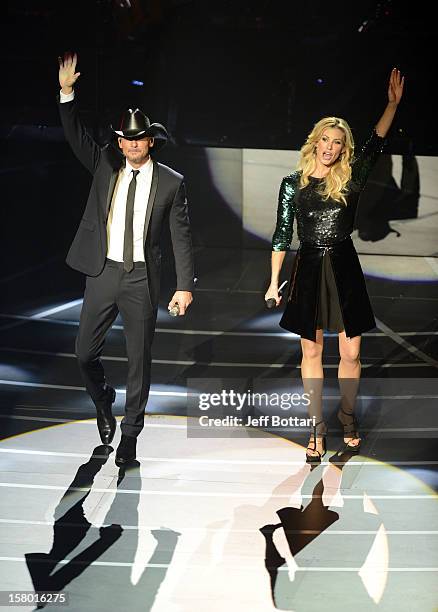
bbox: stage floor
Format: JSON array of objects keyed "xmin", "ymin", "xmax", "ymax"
[{"xmin": 0, "ymin": 248, "xmax": 437, "ymax": 611}]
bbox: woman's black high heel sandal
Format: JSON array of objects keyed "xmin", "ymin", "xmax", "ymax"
[
  {"xmin": 306, "ymin": 420, "xmax": 327, "ymax": 463},
  {"xmin": 337, "ymin": 407, "xmax": 361, "ymax": 452}
]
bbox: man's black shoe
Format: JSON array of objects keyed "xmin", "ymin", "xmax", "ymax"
[
  {"xmin": 115, "ymin": 434, "xmax": 137, "ymax": 466},
  {"xmin": 96, "ymin": 385, "xmax": 116, "ymax": 445}
]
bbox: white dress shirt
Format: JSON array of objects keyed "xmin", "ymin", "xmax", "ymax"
[
  {"xmin": 60, "ymin": 89, "xmax": 153, "ymax": 262},
  {"xmin": 106, "ymin": 160, "xmax": 153, "ymax": 262}
]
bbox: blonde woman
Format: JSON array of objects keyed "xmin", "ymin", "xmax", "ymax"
[{"xmin": 265, "ymin": 68, "xmax": 404, "ymax": 462}]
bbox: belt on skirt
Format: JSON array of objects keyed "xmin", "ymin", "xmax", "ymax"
[{"xmin": 299, "ymin": 234, "xmax": 352, "ymax": 251}]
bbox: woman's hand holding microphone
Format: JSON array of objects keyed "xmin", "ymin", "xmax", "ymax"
[{"xmin": 265, "ymin": 280, "xmax": 287, "ymax": 308}]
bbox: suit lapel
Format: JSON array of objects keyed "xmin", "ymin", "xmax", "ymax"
[
  {"xmin": 143, "ymin": 160, "xmax": 159, "ymax": 242},
  {"xmin": 105, "ymin": 169, "xmax": 119, "ymax": 218}
]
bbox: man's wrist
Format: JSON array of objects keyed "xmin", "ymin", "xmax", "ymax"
[{"xmin": 59, "ymin": 89, "xmax": 75, "ymax": 104}]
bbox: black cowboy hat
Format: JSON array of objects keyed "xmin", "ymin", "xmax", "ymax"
[{"xmin": 112, "ymin": 108, "xmax": 168, "ymax": 150}]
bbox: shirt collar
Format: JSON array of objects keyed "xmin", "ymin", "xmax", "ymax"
[{"xmin": 124, "ymin": 156, "xmax": 153, "ymax": 177}]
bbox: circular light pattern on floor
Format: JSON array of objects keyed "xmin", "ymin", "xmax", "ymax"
[{"xmin": 0, "ymin": 416, "xmax": 437, "ymax": 611}]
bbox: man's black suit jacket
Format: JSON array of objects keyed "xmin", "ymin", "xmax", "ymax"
[{"xmin": 58, "ymin": 98, "xmax": 194, "ymax": 309}]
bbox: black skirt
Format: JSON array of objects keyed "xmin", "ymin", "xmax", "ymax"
[
  {"xmin": 316, "ymin": 252, "xmax": 344, "ymax": 332},
  {"xmin": 279, "ymin": 237, "xmax": 376, "ymax": 341}
]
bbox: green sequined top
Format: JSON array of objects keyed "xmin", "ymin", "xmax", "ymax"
[{"xmin": 272, "ymin": 130, "xmax": 386, "ymax": 249}]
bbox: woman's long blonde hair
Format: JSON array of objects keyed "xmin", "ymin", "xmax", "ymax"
[{"xmin": 297, "ymin": 117, "xmax": 354, "ymax": 205}]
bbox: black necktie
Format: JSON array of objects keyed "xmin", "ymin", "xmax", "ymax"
[{"xmin": 123, "ymin": 169, "xmax": 140, "ymax": 272}]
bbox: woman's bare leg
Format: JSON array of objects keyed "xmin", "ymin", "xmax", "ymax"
[
  {"xmin": 301, "ymin": 330, "xmax": 325, "ymax": 457},
  {"xmin": 338, "ymin": 332, "xmax": 361, "ymax": 447}
]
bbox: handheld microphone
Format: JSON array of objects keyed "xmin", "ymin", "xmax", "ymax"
[
  {"xmin": 169, "ymin": 304, "xmax": 180, "ymax": 317},
  {"xmin": 266, "ymin": 280, "xmax": 288, "ymax": 309},
  {"xmin": 168, "ymin": 277, "xmax": 198, "ymax": 316}
]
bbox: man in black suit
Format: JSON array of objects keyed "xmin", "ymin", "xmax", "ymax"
[{"xmin": 58, "ymin": 52, "xmax": 194, "ymax": 465}]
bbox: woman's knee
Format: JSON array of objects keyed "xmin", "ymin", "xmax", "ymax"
[
  {"xmin": 301, "ymin": 340, "xmax": 323, "ymax": 361},
  {"xmin": 339, "ymin": 345, "xmax": 360, "ymax": 365}
]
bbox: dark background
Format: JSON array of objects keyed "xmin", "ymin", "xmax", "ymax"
[
  {"xmin": 2, "ymin": 0, "xmax": 436, "ymax": 279},
  {"xmin": 3, "ymin": 0, "xmax": 436, "ymax": 149}
]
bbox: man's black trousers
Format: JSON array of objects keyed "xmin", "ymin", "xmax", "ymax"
[{"xmin": 75, "ymin": 258, "xmax": 156, "ymax": 438}]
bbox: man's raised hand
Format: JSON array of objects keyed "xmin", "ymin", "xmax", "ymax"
[{"xmin": 58, "ymin": 52, "xmax": 81, "ymax": 94}]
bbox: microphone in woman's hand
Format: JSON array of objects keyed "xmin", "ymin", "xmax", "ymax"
[{"xmin": 266, "ymin": 280, "xmax": 288, "ymax": 309}]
